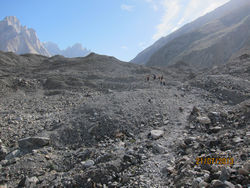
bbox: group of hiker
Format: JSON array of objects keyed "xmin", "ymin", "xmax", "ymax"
[{"xmin": 146, "ymin": 74, "xmax": 166, "ymax": 85}]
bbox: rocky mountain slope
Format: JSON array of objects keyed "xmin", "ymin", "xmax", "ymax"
[
  {"xmin": 0, "ymin": 16, "xmax": 50, "ymax": 56},
  {"xmin": 132, "ymin": 0, "xmax": 250, "ymax": 68},
  {"xmin": 44, "ymin": 42, "xmax": 90, "ymax": 58},
  {"xmin": 0, "ymin": 51, "xmax": 249, "ymax": 187}
]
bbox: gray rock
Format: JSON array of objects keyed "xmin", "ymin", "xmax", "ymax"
[
  {"xmin": 81, "ymin": 160, "xmax": 94, "ymax": 168},
  {"xmin": 243, "ymin": 162, "xmax": 250, "ymax": 172},
  {"xmin": 123, "ymin": 154, "xmax": 138, "ymax": 164},
  {"xmin": 235, "ymin": 185, "xmax": 242, "ymax": 188},
  {"xmin": 192, "ymin": 177, "xmax": 202, "ymax": 188},
  {"xmin": 199, "ymin": 181, "xmax": 209, "ymax": 188},
  {"xmin": 163, "ymin": 120, "xmax": 169, "ymax": 125},
  {"xmin": 197, "ymin": 116, "xmax": 211, "ymax": 125},
  {"xmin": 18, "ymin": 137, "xmax": 50, "ymax": 150},
  {"xmin": 219, "ymin": 167, "xmax": 230, "ymax": 181},
  {"xmin": 152, "ymin": 143, "xmax": 166, "ymax": 154},
  {"xmin": 233, "ymin": 137, "xmax": 243, "ymax": 143},
  {"xmin": 76, "ymin": 149, "xmax": 93, "ymax": 161},
  {"xmin": 211, "ymin": 165, "xmax": 219, "ymax": 173},
  {"xmin": 208, "ymin": 111, "xmax": 221, "ymax": 122},
  {"xmin": 153, "ymin": 121, "xmax": 160, "ymax": 126},
  {"xmin": 240, "ymin": 153, "xmax": 247, "ymax": 161},
  {"xmin": 184, "ymin": 138, "xmax": 193, "ymax": 145},
  {"xmin": 211, "ymin": 179, "xmax": 224, "ymax": 187},
  {"xmin": 5, "ymin": 149, "xmax": 21, "ymax": 160},
  {"xmin": 0, "ymin": 159, "xmax": 8, "ymax": 166},
  {"xmin": 224, "ymin": 181, "xmax": 235, "ymax": 188},
  {"xmin": 204, "ymin": 173, "xmax": 210, "ymax": 182},
  {"xmin": 0, "ymin": 145, "xmax": 8, "ymax": 160},
  {"xmin": 238, "ymin": 168, "xmax": 248, "ymax": 176},
  {"xmin": 18, "ymin": 176, "xmax": 39, "ymax": 187},
  {"xmin": 150, "ymin": 130, "xmax": 164, "ymax": 139},
  {"xmin": 190, "ymin": 106, "xmax": 201, "ymax": 117},
  {"xmin": 95, "ymin": 153, "xmax": 113, "ymax": 164},
  {"xmin": 161, "ymin": 166, "xmax": 175, "ymax": 176},
  {"xmin": 121, "ymin": 174, "xmax": 129, "ymax": 184},
  {"xmin": 209, "ymin": 126, "xmax": 222, "ymax": 133}
]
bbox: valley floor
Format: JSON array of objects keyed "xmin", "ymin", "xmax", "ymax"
[{"xmin": 0, "ymin": 52, "xmax": 249, "ymax": 187}]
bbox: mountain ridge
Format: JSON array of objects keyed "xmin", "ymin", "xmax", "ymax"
[
  {"xmin": 131, "ymin": 0, "xmax": 250, "ymax": 68},
  {"xmin": 44, "ymin": 42, "xmax": 90, "ymax": 58}
]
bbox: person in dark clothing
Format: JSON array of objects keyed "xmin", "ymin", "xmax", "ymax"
[
  {"xmin": 146, "ymin": 75, "xmax": 150, "ymax": 81},
  {"xmin": 153, "ymin": 74, "xmax": 156, "ymax": 80}
]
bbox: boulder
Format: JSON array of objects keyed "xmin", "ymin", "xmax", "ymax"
[
  {"xmin": 18, "ymin": 176, "xmax": 39, "ymax": 187},
  {"xmin": 211, "ymin": 179, "xmax": 225, "ymax": 187},
  {"xmin": 163, "ymin": 120, "xmax": 169, "ymax": 125},
  {"xmin": 209, "ymin": 126, "xmax": 222, "ymax": 133},
  {"xmin": 18, "ymin": 137, "xmax": 50, "ymax": 150},
  {"xmin": 219, "ymin": 167, "xmax": 230, "ymax": 181},
  {"xmin": 192, "ymin": 177, "xmax": 202, "ymax": 188},
  {"xmin": 150, "ymin": 130, "xmax": 164, "ymax": 139},
  {"xmin": 197, "ymin": 116, "xmax": 211, "ymax": 125},
  {"xmin": 233, "ymin": 137, "xmax": 243, "ymax": 143},
  {"xmin": 238, "ymin": 168, "xmax": 248, "ymax": 176},
  {"xmin": 81, "ymin": 160, "xmax": 95, "ymax": 168},
  {"xmin": 5, "ymin": 149, "xmax": 21, "ymax": 160}
]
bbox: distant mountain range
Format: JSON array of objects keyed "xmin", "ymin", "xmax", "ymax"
[
  {"xmin": 44, "ymin": 42, "xmax": 90, "ymax": 58},
  {"xmin": 132, "ymin": 0, "xmax": 250, "ymax": 68},
  {"xmin": 0, "ymin": 16, "xmax": 90, "ymax": 57}
]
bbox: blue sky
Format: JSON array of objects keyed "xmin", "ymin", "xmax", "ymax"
[{"xmin": 0, "ymin": 0, "xmax": 229, "ymax": 61}]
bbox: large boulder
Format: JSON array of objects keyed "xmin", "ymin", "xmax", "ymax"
[{"xmin": 18, "ymin": 137, "xmax": 50, "ymax": 150}]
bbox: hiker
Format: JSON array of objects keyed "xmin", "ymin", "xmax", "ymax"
[
  {"xmin": 146, "ymin": 75, "xmax": 150, "ymax": 81},
  {"xmin": 160, "ymin": 75, "xmax": 163, "ymax": 81},
  {"xmin": 153, "ymin": 74, "xmax": 156, "ymax": 80}
]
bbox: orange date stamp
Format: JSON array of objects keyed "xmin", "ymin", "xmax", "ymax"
[{"xmin": 196, "ymin": 157, "xmax": 234, "ymax": 165}]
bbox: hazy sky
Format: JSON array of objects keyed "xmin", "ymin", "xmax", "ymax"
[{"xmin": 0, "ymin": 0, "xmax": 229, "ymax": 61}]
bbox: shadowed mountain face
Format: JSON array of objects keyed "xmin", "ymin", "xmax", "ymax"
[
  {"xmin": 132, "ymin": 0, "xmax": 250, "ymax": 68},
  {"xmin": 0, "ymin": 16, "xmax": 50, "ymax": 56}
]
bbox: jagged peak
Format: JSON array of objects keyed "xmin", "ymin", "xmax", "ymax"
[
  {"xmin": 4, "ymin": 16, "xmax": 20, "ymax": 25},
  {"xmin": 2, "ymin": 16, "xmax": 22, "ymax": 33}
]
